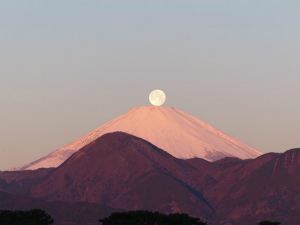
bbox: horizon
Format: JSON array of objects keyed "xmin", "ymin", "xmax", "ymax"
[{"xmin": 1, "ymin": 1, "xmax": 300, "ymax": 170}]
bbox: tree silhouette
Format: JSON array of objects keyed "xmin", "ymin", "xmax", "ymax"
[
  {"xmin": 259, "ymin": 221, "xmax": 281, "ymax": 225},
  {"xmin": 99, "ymin": 210, "xmax": 207, "ymax": 225},
  {"xmin": 0, "ymin": 209, "xmax": 54, "ymax": 225}
]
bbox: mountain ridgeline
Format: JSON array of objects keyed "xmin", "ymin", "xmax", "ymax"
[{"xmin": 1, "ymin": 132, "xmax": 300, "ymax": 224}]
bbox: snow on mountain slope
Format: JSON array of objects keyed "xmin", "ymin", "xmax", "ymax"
[{"xmin": 11, "ymin": 106, "xmax": 262, "ymax": 171}]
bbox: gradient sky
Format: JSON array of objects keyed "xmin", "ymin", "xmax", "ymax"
[{"xmin": 1, "ymin": 1, "xmax": 299, "ymax": 170}]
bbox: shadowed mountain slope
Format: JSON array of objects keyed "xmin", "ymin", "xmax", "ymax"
[
  {"xmin": 30, "ymin": 132, "xmax": 215, "ymax": 220},
  {"xmin": 2, "ymin": 132, "xmax": 299, "ymax": 224},
  {"xmin": 211, "ymin": 149, "xmax": 300, "ymax": 225},
  {"xmin": 0, "ymin": 168, "xmax": 53, "ymax": 195}
]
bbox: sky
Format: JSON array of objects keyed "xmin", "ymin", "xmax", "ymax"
[{"xmin": 0, "ymin": 1, "xmax": 299, "ymax": 170}]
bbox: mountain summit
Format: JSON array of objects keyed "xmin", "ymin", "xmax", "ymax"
[
  {"xmin": 11, "ymin": 106, "xmax": 262, "ymax": 171},
  {"xmin": 30, "ymin": 132, "xmax": 215, "ymax": 219}
]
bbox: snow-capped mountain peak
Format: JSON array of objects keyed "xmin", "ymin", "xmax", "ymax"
[{"xmin": 11, "ymin": 106, "xmax": 262, "ymax": 171}]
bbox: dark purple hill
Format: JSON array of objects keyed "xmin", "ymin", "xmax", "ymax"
[
  {"xmin": 1, "ymin": 131, "xmax": 299, "ymax": 225},
  {"xmin": 30, "ymin": 132, "xmax": 214, "ymax": 220}
]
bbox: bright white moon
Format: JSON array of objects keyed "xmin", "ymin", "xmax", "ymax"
[{"xmin": 149, "ymin": 90, "xmax": 166, "ymax": 106}]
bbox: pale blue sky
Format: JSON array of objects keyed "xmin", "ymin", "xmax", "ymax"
[{"xmin": 1, "ymin": 1, "xmax": 299, "ymax": 170}]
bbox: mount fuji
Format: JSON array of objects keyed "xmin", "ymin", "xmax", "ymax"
[{"xmin": 11, "ymin": 106, "xmax": 262, "ymax": 171}]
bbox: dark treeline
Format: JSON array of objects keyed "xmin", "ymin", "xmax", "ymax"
[
  {"xmin": 0, "ymin": 209, "xmax": 53, "ymax": 225},
  {"xmin": 99, "ymin": 210, "xmax": 207, "ymax": 225},
  {"xmin": 0, "ymin": 209, "xmax": 281, "ymax": 225},
  {"xmin": 259, "ymin": 222, "xmax": 281, "ymax": 225},
  {"xmin": 99, "ymin": 211, "xmax": 281, "ymax": 225}
]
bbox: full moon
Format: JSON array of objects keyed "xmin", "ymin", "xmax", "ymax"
[{"xmin": 149, "ymin": 90, "xmax": 166, "ymax": 106}]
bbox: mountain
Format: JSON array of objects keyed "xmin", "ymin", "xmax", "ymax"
[
  {"xmin": 11, "ymin": 106, "xmax": 262, "ymax": 171},
  {"xmin": 213, "ymin": 148, "xmax": 300, "ymax": 224},
  {"xmin": 29, "ymin": 132, "xmax": 215, "ymax": 220},
  {"xmin": 0, "ymin": 168, "xmax": 54, "ymax": 196},
  {"xmin": 2, "ymin": 133, "xmax": 300, "ymax": 224}
]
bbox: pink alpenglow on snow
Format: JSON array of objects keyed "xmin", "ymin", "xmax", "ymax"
[{"xmin": 11, "ymin": 106, "xmax": 263, "ymax": 171}]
